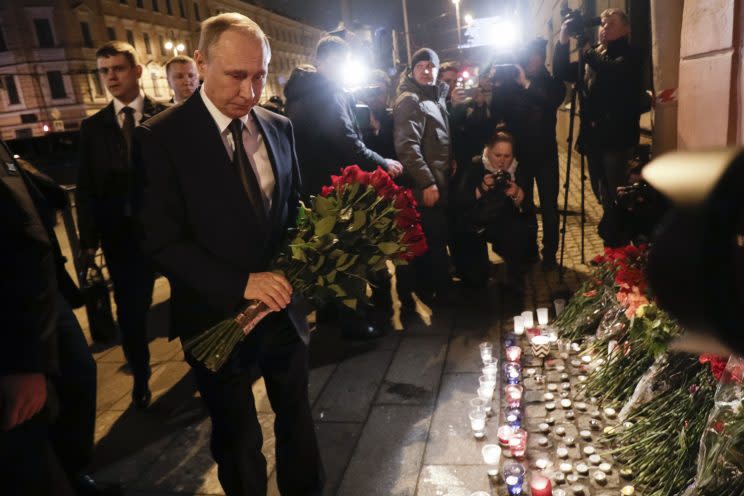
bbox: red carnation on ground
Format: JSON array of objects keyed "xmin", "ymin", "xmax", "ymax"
[{"xmin": 700, "ymin": 354, "xmax": 729, "ymax": 381}]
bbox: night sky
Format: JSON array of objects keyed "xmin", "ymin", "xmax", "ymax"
[{"xmin": 260, "ymin": 0, "xmax": 520, "ymax": 53}]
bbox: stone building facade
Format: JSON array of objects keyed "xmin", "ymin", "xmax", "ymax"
[{"xmin": 0, "ymin": 0, "xmax": 322, "ymax": 141}]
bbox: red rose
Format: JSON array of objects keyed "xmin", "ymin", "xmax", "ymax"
[
  {"xmin": 394, "ymin": 188, "xmax": 417, "ymax": 210},
  {"xmin": 340, "ymin": 165, "xmax": 369, "ymax": 186},
  {"xmin": 330, "ymin": 174, "xmax": 344, "ymax": 190},
  {"xmin": 395, "ymin": 205, "xmax": 420, "ymax": 228},
  {"xmin": 700, "ymin": 354, "xmax": 729, "ymax": 381},
  {"xmin": 369, "ymin": 167, "xmax": 397, "ymax": 198},
  {"xmin": 320, "ymin": 185, "xmax": 335, "ymax": 197}
]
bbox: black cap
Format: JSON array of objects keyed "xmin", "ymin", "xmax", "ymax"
[{"xmin": 411, "ymin": 48, "xmax": 440, "ymax": 69}]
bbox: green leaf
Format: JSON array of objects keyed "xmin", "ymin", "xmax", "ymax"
[
  {"xmin": 309, "ymin": 255, "xmax": 326, "ymax": 273},
  {"xmin": 341, "ymin": 298, "xmax": 357, "ymax": 310},
  {"xmin": 347, "ymin": 211, "xmax": 367, "ymax": 232},
  {"xmin": 367, "ymin": 255, "xmax": 382, "ymax": 266},
  {"xmin": 313, "ymin": 195, "xmax": 337, "ymax": 217},
  {"xmin": 326, "ymin": 270, "xmax": 337, "ymax": 283},
  {"xmin": 337, "ymin": 254, "xmax": 359, "ymax": 272},
  {"xmin": 315, "ymin": 216, "xmax": 337, "ymax": 237},
  {"xmin": 290, "ymin": 245, "xmax": 307, "ymax": 262},
  {"xmin": 327, "ymin": 284, "xmax": 347, "ymax": 297},
  {"xmin": 378, "ymin": 242, "xmax": 401, "ymax": 255},
  {"xmin": 336, "ymin": 253, "xmax": 349, "ymax": 268}
]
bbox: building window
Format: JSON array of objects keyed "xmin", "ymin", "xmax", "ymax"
[
  {"xmin": 193, "ymin": 2, "xmax": 200, "ymax": 21},
  {"xmin": 150, "ymin": 72, "xmax": 161, "ymax": 96},
  {"xmin": 0, "ymin": 28, "xmax": 7, "ymax": 52},
  {"xmin": 47, "ymin": 71, "xmax": 66, "ymax": 99},
  {"xmin": 89, "ymin": 71, "xmax": 104, "ymax": 97},
  {"xmin": 178, "ymin": 0, "xmax": 186, "ymax": 17},
  {"xmin": 106, "ymin": 26, "xmax": 116, "ymax": 40},
  {"xmin": 152, "ymin": 0, "xmax": 159, "ymax": 12},
  {"xmin": 80, "ymin": 22, "xmax": 94, "ymax": 48},
  {"xmin": 126, "ymin": 30, "xmax": 135, "ymax": 47},
  {"xmin": 165, "ymin": 0, "xmax": 173, "ymax": 15},
  {"xmin": 137, "ymin": 0, "xmax": 144, "ymax": 7},
  {"xmin": 34, "ymin": 18, "xmax": 55, "ymax": 48},
  {"xmin": 158, "ymin": 35, "xmax": 165, "ymax": 55},
  {"xmin": 143, "ymin": 33, "xmax": 152, "ymax": 54},
  {"xmin": 4, "ymin": 75, "xmax": 20, "ymax": 105}
]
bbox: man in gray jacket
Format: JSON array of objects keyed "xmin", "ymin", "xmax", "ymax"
[{"xmin": 393, "ymin": 48, "xmax": 453, "ymax": 304}]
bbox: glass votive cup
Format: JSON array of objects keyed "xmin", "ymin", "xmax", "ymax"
[
  {"xmin": 479, "ymin": 342, "xmax": 494, "ymax": 365},
  {"xmin": 508, "ymin": 428, "xmax": 527, "ymax": 458},
  {"xmin": 530, "ymin": 335, "xmax": 551, "ymax": 360},
  {"xmin": 477, "ymin": 387, "xmax": 493, "ymax": 413},
  {"xmin": 497, "ymin": 424, "xmax": 514, "ymax": 445},
  {"xmin": 481, "ymin": 444, "xmax": 502, "ymax": 476},
  {"xmin": 479, "ymin": 375, "xmax": 496, "ymax": 394},
  {"xmin": 521, "ymin": 310, "xmax": 534, "ymax": 329},
  {"xmin": 505, "ymin": 346, "xmax": 522, "ymax": 363},
  {"xmin": 554, "ymin": 298, "xmax": 566, "ymax": 316},
  {"xmin": 482, "ymin": 362, "xmax": 499, "ymax": 381},
  {"xmin": 469, "ymin": 397, "xmax": 487, "ymax": 412},
  {"xmin": 536, "ymin": 307, "xmax": 549, "ymax": 326},
  {"xmin": 505, "ymin": 384, "xmax": 523, "ymax": 409},
  {"xmin": 469, "ymin": 408, "xmax": 487, "ymax": 438},
  {"xmin": 513, "ymin": 315, "xmax": 525, "ymax": 335},
  {"xmin": 530, "ymin": 474, "xmax": 553, "ymax": 496},
  {"xmin": 504, "ymin": 462, "xmax": 525, "ymax": 495},
  {"xmin": 504, "ymin": 363, "xmax": 522, "ymax": 385}
]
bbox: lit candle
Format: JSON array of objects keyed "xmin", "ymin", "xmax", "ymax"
[
  {"xmin": 588, "ymin": 454, "xmax": 601, "ymax": 465},
  {"xmin": 506, "ymin": 475, "xmax": 523, "ymax": 495},
  {"xmin": 561, "ymin": 399, "xmax": 572, "ymax": 409},
  {"xmin": 479, "ymin": 342, "xmax": 493, "ymax": 365},
  {"xmin": 620, "ymin": 485, "xmax": 635, "ymax": 495},
  {"xmin": 547, "ymin": 383, "xmax": 558, "ymax": 392},
  {"xmin": 525, "ymin": 368, "xmax": 537, "ymax": 377},
  {"xmin": 509, "ymin": 428, "xmax": 527, "ymax": 458},
  {"xmin": 538, "ymin": 422, "xmax": 550, "ymax": 433},
  {"xmin": 559, "ymin": 462, "xmax": 572, "ymax": 473},
  {"xmin": 556, "ymin": 447, "xmax": 568, "ymax": 458},
  {"xmin": 555, "ymin": 426, "xmax": 566, "ymax": 436},
  {"xmin": 546, "ymin": 416, "xmax": 555, "ymax": 425},
  {"xmin": 544, "ymin": 392, "xmax": 555, "ymax": 401},
  {"xmin": 575, "ymin": 402, "xmax": 587, "ymax": 411},
  {"xmin": 576, "ymin": 463, "xmax": 589, "ymax": 475},
  {"xmin": 513, "ymin": 315, "xmax": 525, "ymax": 335},
  {"xmin": 481, "ymin": 444, "xmax": 501, "ymax": 476},
  {"xmin": 483, "ymin": 363, "xmax": 499, "ymax": 380},
  {"xmin": 505, "ymin": 384, "xmax": 523, "ymax": 409},
  {"xmin": 469, "ymin": 408, "xmax": 486, "ymax": 438},
  {"xmin": 581, "ymin": 355, "xmax": 592, "ymax": 364},
  {"xmin": 572, "ymin": 484, "xmax": 585, "ymax": 495},
  {"xmin": 582, "ymin": 446, "xmax": 595, "ymax": 456},
  {"xmin": 535, "ymin": 458, "xmax": 549, "ymax": 470},
  {"xmin": 545, "ymin": 401, "xmax": 556, "ymax": 411},
  {"xmin": 599, "ymin": 462, "xmax": 612, "ymax": 474},
  {"xmin": 620, "ymin": 468, "xmax": 633, "ymax": 479},
  {"xmin": 506, "ymin": 346, "xmax": 523, "ymax": 363},
  {"xmin": 579, "ymin": 430, "xmax": 592, "ymax": 441},
  {"xmin": 521, "ymin": 310, "xmax": 534, "ymax": 328},
  {"xmin": 505, "ymin": 363, "xmax": 522, "ymax": 385},
  {"xmin": 504, "ymin": 463, "xmax": 525, "ymax": 496},
  {"xmin": 536, "ymin": 307, "xmax": 549, "ymax": 326},
  {"xmin": 604, "ymin": 407, "xmax": 617, "ymax": 419},
  {"xmin": 594, "ymin": 471, "xmax": 607, "ymax": 483},
  {"xmin": 530, "ymin": 474, "xmax": 553, "ymax": 496},
  {"xmin": 476, "ymin": 387, "xmax": 493, "ymax": 413},
  {"xmin": 498, "ymin": 424, "xmax": 514, "ymax": 445}
]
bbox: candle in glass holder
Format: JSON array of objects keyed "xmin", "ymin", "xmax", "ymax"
[
  {"xmin": 478, "ymin": 375, "xmax": 496, "ymax": 394},
  {"xmin": 554, "ymin": 298, "xmax": 566, "ymax": 316},
  {"xmin": 504, "ymin": 363, "xmax": 522, "ymax": 384},
  {"xmin": 531, "ymin": 335, "xmax": 551, "ymax": 360},
  {"xmin": 513, "ymin": 315, "xmax": 525, "ymax": 335},
  {"xmin": 506, "ymin": 346, "xmax": 522, "ymax": 363},
  {"xmin": 504, "ymin": 463, "xmax": 525, "ymax": 496},
  {"xmin": 479, "ymin": 342, "xmax": 494, "ymax": 365},
  {"xmin": 508, "ymin": 428, "xmax": 527, "ymax": 458},
  {"xmin": 498, "ymin": 424, "xmax": 514, "ymax": 445},
  {"xmin": 482, "ymin": 362, "xmax": 499, "ymax": 381},
  {"xmin": 476, "ymin": 387, "xmax": 493, "ymax": 413},
  {"xmin": 481, "ymin": 444, "xmax": 501, "ymax": 476},
  {"xmin": 556, "ymin": 447, "xmax": 568, "ymax": 458},
  {"xmin": 521, "ymin": 310, "xmax": 534, "ymax": 329},
  {"xmin": 505, "ymin": 384, "xmax": 523, "ymax": 409},
  {"xmin": 469, "ymin": 408, "xmax": 486, "ymax": 438},
  {"xmin": 506, "ymin": 412, "xmax": 520, "ymax": 428},
  {"xmin": 536, "ymin": 307, "xmax": 549, "ymax": 326},
  {"xmin": 530, "ymin": 474, "xmax": 552, "ymax": 496}
]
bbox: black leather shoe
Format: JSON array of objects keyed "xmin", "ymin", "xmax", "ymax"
[
  {"xmin": 75, "ymin": 475, "xmax": 123, "ymax": 496},
  {"xmin": 341, "ymin": 320, "xmax": 384, "ymax": 340},
  {"xmin": 132, "ymin": 384, "xmax": 152, "ymax": 409}
]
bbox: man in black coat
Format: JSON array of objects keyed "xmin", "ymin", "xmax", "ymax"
[
  {"xmin": 137, "ymin": 13, "xmax": 323, "ymax": 496},
  {"xmin": 76, "ymin": 41, "xmax": 168, "ymax": 408},
  {"xmin": 553, "ymin": 8, "xmax": 643, "ymax": 243},
  {"xmin": 0, "ymin": 142, "xmax": 112, "ymax": 495}
]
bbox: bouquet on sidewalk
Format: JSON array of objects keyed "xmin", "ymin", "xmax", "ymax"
[{"xmin": 184, "ymin": 165, "xmax": 427, "ymax": 372}]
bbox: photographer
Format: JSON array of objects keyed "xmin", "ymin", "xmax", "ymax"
[
  {"xmin": 452, "ymin": 131, "xmax": 531, "ymax": 308},
  {"xmin": 553, "ymin": 8, "xmax": 643, "ymax": 244}
]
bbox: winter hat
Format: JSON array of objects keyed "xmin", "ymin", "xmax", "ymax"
[{"xmin": 410, "ymin": 48, "xmax": 440, "ymax": 69}]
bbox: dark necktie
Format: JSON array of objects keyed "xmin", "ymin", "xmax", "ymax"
[
  {"xmin": 121, "ymin": 107, "xmax": 135, "ymax": 155},
  {"xmin": 228, "ymin": 119, "xmax": 267, "ymax": 220}
]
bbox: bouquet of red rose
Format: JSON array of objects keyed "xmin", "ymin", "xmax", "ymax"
[{"xmin": 184, "ymin": 165, "xmax": 427, "ymax": 372}]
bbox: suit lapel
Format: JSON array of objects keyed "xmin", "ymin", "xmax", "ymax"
[{"xmin": 251, "ymin": 108, "xmax": 283, "ymax": 225}]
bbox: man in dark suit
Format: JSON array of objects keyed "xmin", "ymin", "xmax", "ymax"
[
  {"xmin": 76, "ymin": 41, "xmax": 167, "ymax": 409},
  {"xmin": 137, "ymin": 13, "xmax": 323, "ymax": 496}
]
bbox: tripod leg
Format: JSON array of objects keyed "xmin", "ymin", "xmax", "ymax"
[
  {"xmin": 558, "ymin": 86, "xmax": 578, "ymax": 284},
  {"xmin": 580, "ymin": 153, "xmax": 586, "ymax": 264}
]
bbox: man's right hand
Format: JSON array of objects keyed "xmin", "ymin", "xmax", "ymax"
[
  {"xmin": 450, "ymin": 87, "xmax": 468, "ymax": 106},
  {"xmin": 0, "ymin": 373, "xmax": 47, "ymax": 431},
  {"xmin": 244, "ymin": 272, "xmax": 293, "ymax": 312},
  {"xmin": 385, "ymin": 159, "xmax": 403, "ymax": 178},
  {"xmin": 422, "ymin": 184, "xmax": 440, "ymax": 207}
]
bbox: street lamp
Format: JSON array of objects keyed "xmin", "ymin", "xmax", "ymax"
[
  {"xmin": 164, "ymin": 41, "xmax": 185, "ymax": 57},
  {"xmin": 452, "ymin": 0, "xmax": 462, "ymax": 47},
  {"xmin": 464, "ymin": 13, "xmax": 474, "ymax": 26}
]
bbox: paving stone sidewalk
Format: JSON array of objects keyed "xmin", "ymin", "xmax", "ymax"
[{"xmin": 56, "ymin": 146, "xmax": 604, "ymax": 495}]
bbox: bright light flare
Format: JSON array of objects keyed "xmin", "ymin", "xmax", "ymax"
[
  {"xmin": 176, "ymin": 43, "xmax": 185, "ymax": 52},
  {"xmin": 342, "ymin": 59, "xmax": 368, "ymax": 89},
  {"xmin": 488, "ymin": 19, "xmax": 519, "ymax": 48},
  {"xmin": 464, "ymin": 13, "xmax": 474, "ymax": 25},
  {"xmin": 164, "ymin": 41, "xmax": 174, "ymax": 50}
]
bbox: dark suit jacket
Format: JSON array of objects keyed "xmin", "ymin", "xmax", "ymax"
[
  {"xmin": 136, "ymin": 92, "xmax": 306, "ymax": 342},
  {"xmin": 76, "ymin": 97, "xmax": 168, "ymax": 249},
  {"xmin": 0, "ymin": 141, "xmax": 58, "ymax": 374}
]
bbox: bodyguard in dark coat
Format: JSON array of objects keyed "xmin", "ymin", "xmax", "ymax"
[
  {"xmin": 76, "ymin": 41, "xmax": 167, "ymax": 409},
  {"xmin": 137, "ymin": 14, "xmax": 323, "ymax": 495},
  {"xmin": 553, "ymin": 8, "xmax": 643, "ymax": 231}
]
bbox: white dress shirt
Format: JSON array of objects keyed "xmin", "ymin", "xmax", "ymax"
[
  {"xmin": 200, "ymin": 85, "xmax": 275, "ymax": 209},
  {"xmin": 113, "ymin": 91, "xmax": 145, "ymax": 127}
]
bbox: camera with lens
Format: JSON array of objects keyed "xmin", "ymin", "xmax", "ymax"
[
  {"xmin": 492, "ymin": 169, "xmax": 512, "ymax": 190},
  {"xmin": 560, "ymin": 7, "xmax": 601, "ymax": 37},
  {"xmin": 615, "ymin": 181, "xmax": 653, "ymax": 212}
]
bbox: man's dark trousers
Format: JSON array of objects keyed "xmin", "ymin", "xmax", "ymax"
[
  {"xmin": 185, "ymin": 315, "xmax": 323, "ymax": 496},
  {"xmin": 101, "ymin": 224, "xmax": 154, "ymax": 387},
  {"xmin": 517, "ymin": 151, "xmax": 560, "ymax": 261}
]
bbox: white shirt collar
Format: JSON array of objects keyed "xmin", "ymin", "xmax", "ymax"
[
  {"xmin": 113, "ymin": 91, "xmax": 145, "ymax": 116},
  {"xmin": 200, "ymin": 84, "xmax": 255, "ymax": 135}
]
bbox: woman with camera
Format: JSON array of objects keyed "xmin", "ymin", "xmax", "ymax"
[{"xmin": 451, "ymin": 131, "xmax": 532, "ymax": 310}]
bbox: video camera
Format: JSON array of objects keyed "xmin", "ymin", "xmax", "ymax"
[{"xmin": 560, "ymin": 7, "xmax": 601, "ymax": 38}]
